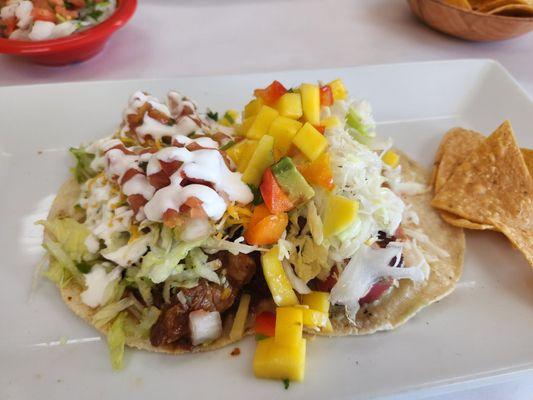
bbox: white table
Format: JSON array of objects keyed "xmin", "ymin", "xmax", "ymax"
[{"xmin": 1, "ymin": 0, "xmax": 531, "ymax": 398}]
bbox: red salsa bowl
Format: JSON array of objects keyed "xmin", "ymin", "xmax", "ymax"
[{"xmin": 0, "ymin": 0, "xmax": 136, "ymax": 65}]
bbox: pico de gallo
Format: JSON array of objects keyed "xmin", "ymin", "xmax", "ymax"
[{"xmin": 0, "ymin": 0, "xmax": 115, "ymax": 40}]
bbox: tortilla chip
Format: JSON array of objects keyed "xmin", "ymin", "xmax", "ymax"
[
  {"xmin": 432, "ymin": 121, "xmax": 533, "ymax": 265},
  {"xmin": 46, "ymin": 179, "xmax": 248, "ymax": 355},
  {"xmin": 521, "ymin": 148, "xmax": 533, "ymax": 174},
  {"xmin": 475, "ymin": 0, "xmax": 529, "ymax": 13},
  {"xmin": 444, "ymin": 0, "xmax": 472, "ymax": 9},
  {"xmin": 488, "ymin": 3, "xmax": 533, "ymax": 15},
  {"xmin": 318, "ymin": 152, "xmax": 465, "ymax": 336},
  {"xmin": 434, "ymin": 128, "xmax": 486, "ymax": 193}
]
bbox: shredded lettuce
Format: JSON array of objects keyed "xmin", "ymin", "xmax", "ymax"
[
  {"xmin": 125, "ymin": 306, "xmax": 161, "ymax": 340},
  {"xmin": 107, "ymin": 312, "xmax": 127, "ymax": 371},
  {"xmin": 92, "ymin": 297, "xmax": 134, "ymax": 329},
  {"xmin": 203, "ymin": 236, "xmax": 259, "ymax": 255},
  {"xmin": 70, "ymin": 147, "xmax": 97, "ymax": 183},
  {"xmin": 39, "ymin": 218, "xmax": 92, "ymax": 262},
  {"xmin": 138, "ymin": 239, "xmax": 204, "ymax": 283},
  {"xmin": 42, "ymin": 237, "xmax": 83, "ymax": 285}
]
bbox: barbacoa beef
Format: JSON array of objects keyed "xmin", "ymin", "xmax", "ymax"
[{"xmin": 149, "ymin": 251, "xmax": 257, "ymax": 347}]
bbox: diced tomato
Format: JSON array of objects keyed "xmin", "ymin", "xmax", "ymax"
[
  {"xmin": 159, "ymin": 159, "xmax": 181, "ymax": 176},
  {"xmin": 32, "ymin": 8, "xmax": 56, "ymax": 22},
  {"xmin": 359, "ymin": 279, "xmax": 393, "ymax": 305},
  {"xmin": 394, "ymin": 226, "xmax": 406, "ymax": 241},
  {"xmin": 320, "ymin": 85, "xmax": 334, "ymax": 106},
  {"xmin": 163, "ymin": 208, "xmax": 181, "ymax": 228},
  {"xmin": 148, "ymin": 170, "xmax": 170, "ymax": 189},
  {"xmin": 314, "ymin": 266, "xmax": 338, "ymax": 292},
  {"xmin": 244, "ymin": 204, "xmax": 288, "ymax": 245},
  {"xmin": 313, "ymin": 125, "xmax": 326, "ymax": 134},
  {"xmin": 179, "ymin": 197, "xmax": 208, "ymax": 219},
  {"xmin": 55, "ymin": 6, "xmax": 78, "ymax": 20},
  {"xmin": 254, "ymin": 312, "xmax": 276, "ymax": 337},
  {"xmin": 1, "ymin": 17, "xmax": 17, "ymax": 37},
  {"xmin": 128, "ymin": 194, "xmax": 147, "ymax": 215},
  {"xmin": 68, "ymin": 0, "xmax": 86, "ymax": 8},
  {"xmin": 253, "ymin": 80, "xmax": 287, "ymax": 106},
  {"xmin": 120, "ymin": 168, "xmax": 141, "ymax": 185},
  {"xmin": 259, "ymin": 168, "xmax": 294, "ymax": 214}
]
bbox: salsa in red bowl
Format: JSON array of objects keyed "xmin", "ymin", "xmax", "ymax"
[{"xmin": 0, "ymin": 0, "xmax": 136, "ymax": 65}]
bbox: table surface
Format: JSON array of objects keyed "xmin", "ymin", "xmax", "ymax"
[{"xmin": 1, "ymin": 0, "xmax": 532, "ymax": 399}]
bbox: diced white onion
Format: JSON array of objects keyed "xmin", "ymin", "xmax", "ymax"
[{"xmin": 189, "ymin": 310, "xmax": 222, "ymax": 346}]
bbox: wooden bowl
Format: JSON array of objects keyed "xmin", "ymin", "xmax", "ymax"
[{"xmin": 407, "ymin": 0, "xmax": 533, "ymax": 41}]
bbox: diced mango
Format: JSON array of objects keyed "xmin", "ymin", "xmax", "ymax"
[
  {"xmin": 253, "ymin": 337, "xmax": 306, "ymax": 381},
  {"xmin": 245, "ymin": 106, "xmax": 279, "ymax": 139},
  {"xmin": 268, "ymin": 116, "xmax": 302, "ymax": 158},
  {"xmin": 244, "ymin": 98, "xmax": 264, "ymax": 118},
  {"xmin": 301, "ymin": 291, "xmax": 330, "ymax": 313},
  {"xmin": 275, "ymin": 307, "xmax": 303, "ymax": 346},
  {"xmin": 242, "ymin": 135, "xmax": 274, "ymax": 185},
  {"xmin": 276, "ymin": 93, "xmax": 303, "ymax": 120},
  {"xmin": 292, "ymin": 122, "xmax": 328, "ymax": 161},
  {"xmin": 301, "ymin": 308, "xmax": 329, "ymax": 329},
  {"xmin": 300, "ymin": 83, "xmax": 320, "ymax": 125},
  {"xmin": 382, "ymin": 150, "xmax": 400, "ymax": 168},
  {"xmin": 323, "ymin": 194, "xmax": 359, "ymax": 238},
  {"xmin": 235, "ymin": 116, "xmax": 255, "ymax": 136},
  {"xmin": 226, "ymin": 139, "xmax": 258, "ymax": 173},
  {"xmin": 327, "ymin": 79, "xmax": 347, "ymax": 100},
  {"xmin": 261, "ymin": 246, "xmax": 299, "ymax": 307},
  {"xmin": 321, "ymin": 116, "xmax": 340, "ymax": 129}
]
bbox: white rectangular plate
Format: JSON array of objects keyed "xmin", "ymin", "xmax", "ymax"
[{"xmin": 1, "ymin": 59, "xmax": 532, "ymax": 400}]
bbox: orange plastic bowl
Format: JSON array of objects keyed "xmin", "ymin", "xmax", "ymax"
[{"xmin": 0, "ymin": 0, "xmax": 136, "ymax": 65}]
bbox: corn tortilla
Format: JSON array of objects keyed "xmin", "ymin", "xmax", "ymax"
[{"xmin": 46, "ymin": 152, "xmax": 465, "ymax": 347}]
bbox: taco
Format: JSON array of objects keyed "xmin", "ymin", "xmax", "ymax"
[{"xmin": 41, "ymin": 80, "xmax": 464, "ymax": 376}]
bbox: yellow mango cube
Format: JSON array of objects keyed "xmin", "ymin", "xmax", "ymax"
[
  {"xmin": 301, "ymin": 308, "xmax": 329, "ymax": 329},
  {"xmin": 242, "ymin": 135, "xmax": 274, "ymax": 185},
  {"xmin": 275, "ymin": 307, "xmax": 303, "ymax": 346},
  {"xmin": 268, "ymin": 116, "xmax": 302, "ymax": 157},
  {"xmin": 253, "ymin": 337, "xmax": 306, "ymax": 382},
  {"xmin": 292, "ymin": 122, "xmax": 328, "ymax": 161},
  {"xmin": 244, "ymin": 98, "xmax": 264, "ymax": 118},
  {"xmin": 300, "ymin": 83, "xmax": 320, "ymax": 125},
  {"xmin": 261, "ymin": 246, "xmax": 299, "ymax": 307},
  {"xmin": 321, "ymin": 116, "xmax": 340, "ymax": 129},
  {"xmin": 219, "ymin": 109, "xmax": 240, "ymax": 127},
  {"xmin": 323, "ymin": 194, "xmax": 359, "ymax": 237},
  {"xmin": 301, "ymin": 291, "xmax": 330, "ymax": 313},
  {"xmin": 235, "ymin": 116, "xmax": 255, "ymax": 136},
  {"xmin": 382, "ymin": 150, "xmax": 400, "ymax": 168},
  {"xmin": 276, "ymin": 93, "xmax": 303, "ymax": 120},
  {"xmin": 226, "ymin": 139, "xmax": 258, "ymax": 173},
  {"xmin": 327, "ymin": 79, "xmax": 347, "ymax": 100},
  {"xmin": 245, "ymin": 106, "xmax": 279, "ymax": 139}
]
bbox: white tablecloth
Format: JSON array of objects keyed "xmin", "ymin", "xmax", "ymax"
[{"xmin": 1, "ymin": 0, "xmax": 531, "ymax": 398}]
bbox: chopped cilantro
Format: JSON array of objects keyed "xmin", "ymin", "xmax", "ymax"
[
  {"xmin": 220, "ymin": 140, "xmax": 235, "ymax": 151},
  {"xmin": 76, "ymin": 261, "xmax": 92, "ymax": 274},
  {"xmin": 283, "ymin": 379, "xmax": 290, "ymax": 390},
  {"xmin": 248, "ymin": 184, "xmax": 264, "ymax": 205},
  {"xmin": 255, "ymin": 334, "xmax": 268, "ymax": 341},
  {"xmin": 88, "ymin": 10, "xmax": 103, "ymax": 20},
  {"xmin": 223, "ymin": 112, "xmax": 235, "ymax": 125},
  {"xmin": 206, "ymin": 110, "xmax": 218, "ymax": 121}
]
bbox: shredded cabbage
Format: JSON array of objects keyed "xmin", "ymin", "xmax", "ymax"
[
  {"xmin": 330, "ymin": 245, "xmax": 429, "ymax": 322},
  {"xmin": 107, "ymin": 312, "xmax": 127, "ymax": 371}
]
